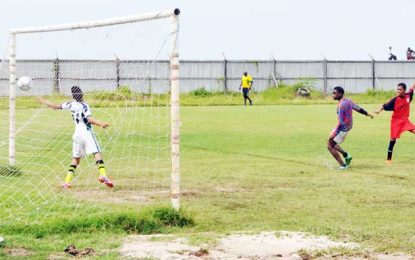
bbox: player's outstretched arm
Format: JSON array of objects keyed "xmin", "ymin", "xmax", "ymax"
[
  {"xmin": 352, "ymin": 103, "xmax": 373, "ymax": 118},
  {"xmin": 87, "ymin": 117, "xmax": 110, "ymax": 129},
  {"xmin": 366, "ymin": 112, "xmax": 374, "ymax": 119},
  {"xmin": 37, "ymin": 97, "xmax": 61, "ymax": 110},
  {"xmin": 374, "ymin": 106, "xmax": 384, "ymax": 114}
]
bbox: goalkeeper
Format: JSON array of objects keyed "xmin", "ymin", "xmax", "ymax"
[{"xmin": 38, "ymin": 86, "xmax": 113, "ymax": 189}]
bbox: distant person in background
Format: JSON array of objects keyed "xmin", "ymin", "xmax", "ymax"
[
  {"xmin": 374, "ymin": 82, "xmax": 415, "ymax": 164},
  {"xmin": 407, "ymin": 47, "xmax": 415, "ymax": 60},
  {"xmin": 388, "ymin": 46, "xmax": 397, "ymax": 61},
  {"xmin": 328, "ymin": 86, "xmax": 374, "ymax": 170},
  {"xmin": 239, "ymin": 71, "xmax": 253, "ymax": 106}
]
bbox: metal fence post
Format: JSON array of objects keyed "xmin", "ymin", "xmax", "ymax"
[
  {"xmin": 273, "ymin": 58, "xmax": 278, "ymax": 86},
  {"xmin": 372, "ymin": 58, "xmax": 376, "ymax": 90},
  {"xmin": 223, "ymin": 58, "xmax": 228, "ymax": 92},
  {"xmin": 323, "ymin": 59, "xmax": 328, "ymax": 94},
  {"xmin": 115, "ymin": 57, "xmax": 121, "ymax": 90},
  {"xmin": 53, "ymin": 58, "xmax": 60, "ymax": 94}
]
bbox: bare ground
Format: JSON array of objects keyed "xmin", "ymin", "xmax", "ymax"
[{"xmin": 119, "ymin": 231, "xmax": 413, "ymax": 259}]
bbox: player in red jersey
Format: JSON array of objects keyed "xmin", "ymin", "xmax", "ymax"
[{"xmin": 374, "ymin": 82, "xmax": 415, "ymax": 163}]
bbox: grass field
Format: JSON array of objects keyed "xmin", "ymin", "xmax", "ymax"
[{"xmin": 2, "ymin": 100, "xmax": 415, "ymax": 258}]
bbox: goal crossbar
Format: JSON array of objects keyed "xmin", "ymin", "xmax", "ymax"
[{"xmin": 10, "ymin": 9, "xmax": 180, "ymax": 34}]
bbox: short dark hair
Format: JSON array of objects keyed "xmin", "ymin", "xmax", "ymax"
[
  {"xmin": 333, "ymin": 86, "xmax": 344, "ymax": 94},
  {"xmin": 397, "ymin": 82, "xmax": 407, "ymax": 90},
  {"xmin": 71, "ymin": 86, "xmax": 84, "ymax": 102}
]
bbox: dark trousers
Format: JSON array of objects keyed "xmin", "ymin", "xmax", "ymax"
[{"xmin": 242, "ymin": 88, "xmax": 252, "ymax": 105}]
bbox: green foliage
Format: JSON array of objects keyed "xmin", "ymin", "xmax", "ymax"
[
  {"xmin": 350, "ymin": 88, "xmax": 395, "ymax": 104},
  {"xmin": 0, "ymin": 165, "xmax": 22, "ymax": 177},
  {"xmin": 189, "ymin": 87, "xmax": 211, "ymax": 97},
  {"xmin": 152, "ymin": 207, "xmax": 194, "ymax": 227},
  {"xmin": 2, "ymin": 206, "xmax": 193, "ymax": 236},
  {"xmin": 292, "ymin": 77, "xmax": 316, "ymax": 89},
  {"xmin": 2, "ymin": 105, "xmax": 415, "ymax": 256},
  {"xmin": 118, "ymin": 85, "xmax": 133, "ymax": 96},
  {"xmin": 262, "ymin": 83, "xmax": 324, "ymax": 101},
  {"xmin": 262, "ymin": 84, "xmax": 296, "ymax": 100},
  {"xmin": 88, "ymin": 85, "xmax": 134, "ymax": 101},
  {"xmin": 0, "ymin": 83, "xmax": 399, "ymax": 109}
]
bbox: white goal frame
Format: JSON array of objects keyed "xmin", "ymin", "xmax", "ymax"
[{"xmin": 8, "ymin": 8, "xmax": 181, "ymax": 209}]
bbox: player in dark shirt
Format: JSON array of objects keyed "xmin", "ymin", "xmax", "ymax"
[
  {"xmin": 374, "ymin": 82, "xmax": 415, "ymax": 163},
  {"xmin": 328, "ymin": 86, "xmax": 373, "ymax": 170}
]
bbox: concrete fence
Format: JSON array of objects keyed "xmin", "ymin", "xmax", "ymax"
[{"xmin": 1, "ymin": 59, "xmax": 415, "ymax": 96}]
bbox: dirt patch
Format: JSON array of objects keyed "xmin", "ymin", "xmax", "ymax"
[
  {"xmin": 4, "ymin": 247, "xmax": 31, "ymax": 257},
  {"xmin": 182, "ymin": 190, "xmax": 202, "ymax": 197},
  {"xmin": 214, "ymin": 186, "xmax": 241, "ymax": 193},
  {"xmin": 120, "ymin": 231, "xmax": 362, "ymax": 259},
  {"xmin": 372, "ymin": 253, "xmax": 415, "ymax": 259},
  {"xmin": 68, "ymin": 188, "xmax": 170, "ymax": 204},
  {"xmin": 120, "ymin": 234, "xmax": 200, "ymax": 259}
]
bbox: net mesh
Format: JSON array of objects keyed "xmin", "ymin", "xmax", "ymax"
[{"xmin": 0, "ymin": 16, "xmax": 174, "ymax": 226}]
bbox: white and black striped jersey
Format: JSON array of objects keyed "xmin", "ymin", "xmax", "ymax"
[{"xmin": 61, "ymin": 101, "xmax": 92, "ymax": 132}]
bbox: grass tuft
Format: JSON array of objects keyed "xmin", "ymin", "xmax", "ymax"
[
  {"xmin": 0, "ymin": 165, "xmax": 22, "ymax": 177},
  {"xmin": 152, "ymin": 207, "xmax": 194, "ymax": 227},
  {"xmin": 189, "ymin": 87, "xmax": 212, "ymax": 97},
  {"xmin": 1, "ymin": 206, "xmax": 193, "ymax": 237}
]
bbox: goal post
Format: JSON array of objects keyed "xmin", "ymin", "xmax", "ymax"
[
  {"xmin": 170, "ymin": 10, "xmax": 180, "ymax": 210},
  {"xmin": 8, "ymin": 9, "xmax": 181, "ymax": 210}
]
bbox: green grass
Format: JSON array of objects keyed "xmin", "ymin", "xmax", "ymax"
[
  {"xmin": 179, "ymin": 105, "xmax": 415, "ymax": 251},
  {"xmin": 2, "ymin": 98, "xmax": 415, "ymax": 258},
  {"xmin": 181, "ymin": 86, "xmax": 396, "ymax": 106},
  {"xmin": 0, "ymin": 86, "xmax": 397, "ymax": 109}
]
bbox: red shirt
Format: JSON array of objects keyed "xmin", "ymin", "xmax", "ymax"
[{"xmin": 383, "ymin": 88, "xmax": 414, "ymax": 120}]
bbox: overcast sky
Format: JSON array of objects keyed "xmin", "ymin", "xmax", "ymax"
[{"xmin": 1, "ymin": 0, "xmax": 414, "ymax": 60}]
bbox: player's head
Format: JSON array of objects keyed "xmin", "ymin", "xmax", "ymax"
[
  {"xmin": 243, "ymin": 71, "xmax": 248, "ymax": 76},
  {"xmin": 71, "ymin": 86, "xmax": 84, "ymax": 102},
  {"xmin": 397, "ymin": 83, "xmax": 407, "ymax": 97},
  {"xmin": 332, "ymin": 86, "xmax": 344, "ymax": 100}
]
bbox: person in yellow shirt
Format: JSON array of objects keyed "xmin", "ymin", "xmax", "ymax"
[{"xmin": 239, "ymin": 71, "xmax": 253, "ymax": 106}]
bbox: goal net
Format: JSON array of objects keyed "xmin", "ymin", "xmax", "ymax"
[{"xmin": 0, "ymin": 9, "xmax": 180, "ymax": 226}]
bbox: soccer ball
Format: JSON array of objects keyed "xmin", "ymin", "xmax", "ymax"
[{"xmin": 17, "ymin": 76, "xmax": 32, "ymax": 91}]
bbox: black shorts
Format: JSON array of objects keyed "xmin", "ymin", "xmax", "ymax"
[{"xmin": 242, "ymin": 88, "xmax": 250, "ymax": 96}]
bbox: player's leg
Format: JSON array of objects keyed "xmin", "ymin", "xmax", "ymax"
[
  {"xmin": 327, "ymin": 137, "xmax": 346, "ymax": 168},
  {"xmin": 333, "ymin": 131, "xmax": 351, "ymax": 166},
  {"xmin": 333, "ymin": 144, "xmax": 352, "ymax": 166},
  {"xmin": 246, "ymin": 89, "xmax": 253, "ymax": 105},
  {"xmin": 94, "ymin": 152, "xmax": 107, "ymax": 178},
  {"xmin": 85, "ymin": 132, "xmax": 113, "ymax": 188},
  {"xmin": 386, "ymin": 138, "xmax": 396, "ymax": 163},
  {"xmin": 388, "ymin": 119, "xmax": 403, "ymax": 163},
  {"xmin": 64, "ymin": 136, "xmax": 83, "ymax": 188},
  {"xmin": 64, "ymin": 157, "xmax": 80, "ymax": 188},
  {"xmin": 94, "ymin": 153, "xmax": 113, "ymax": 188},
  {"xmin": 243, "ymin": 88, "xmax": 248, "ymax": 106}
]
